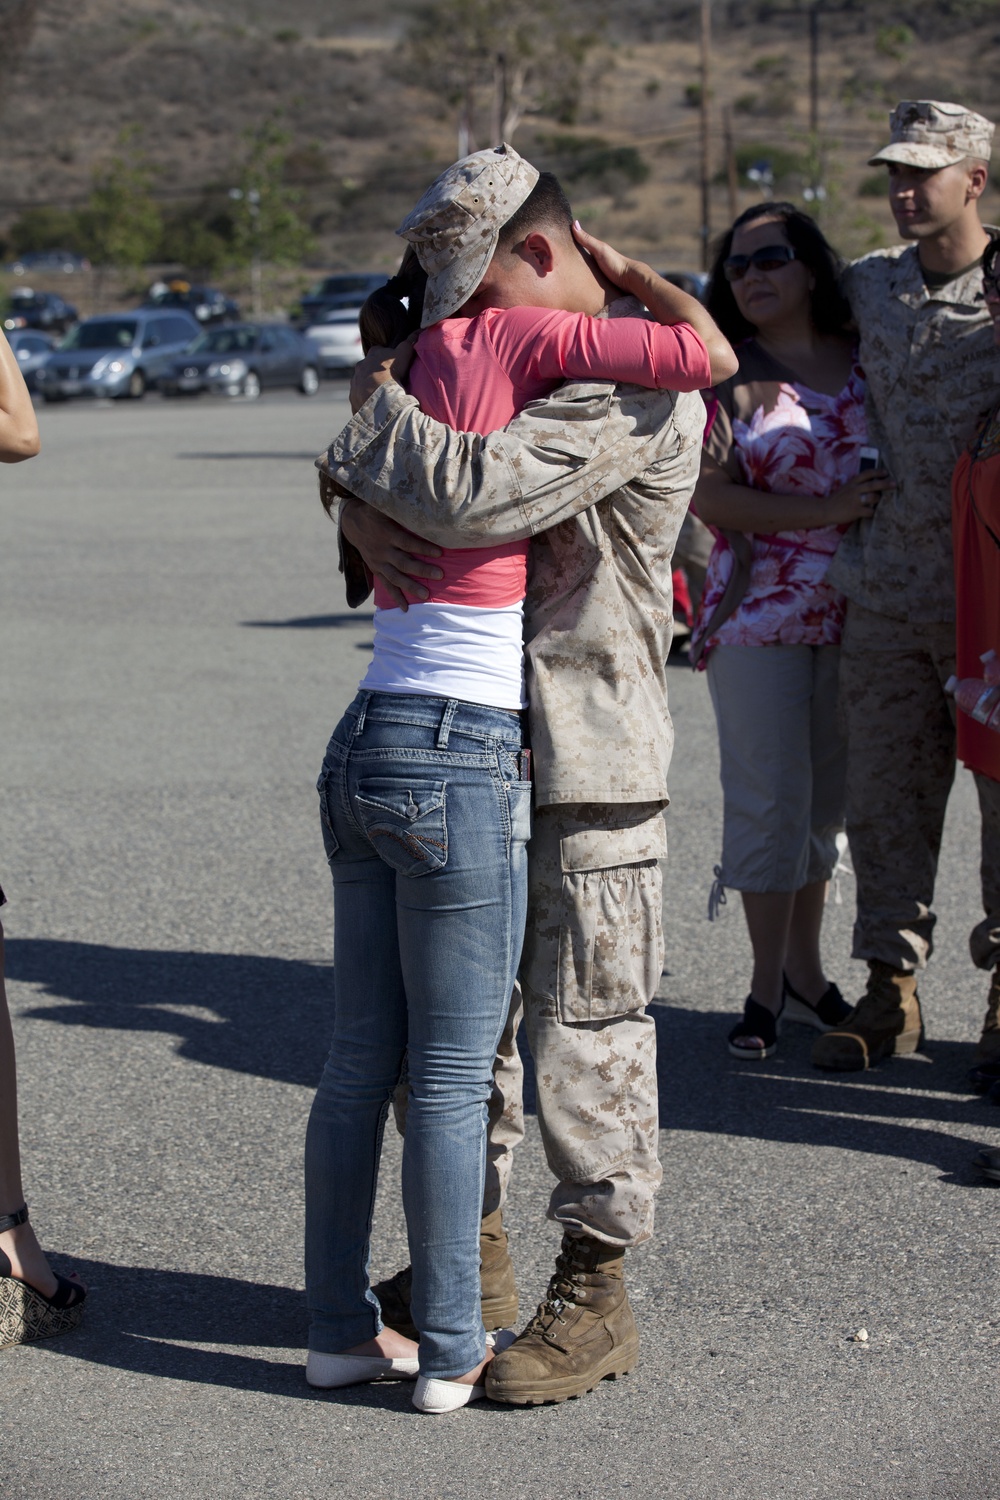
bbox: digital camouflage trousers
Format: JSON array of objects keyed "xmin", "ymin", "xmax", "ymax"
[
  {"xmin": 482, "ymin": 801, "xmax": 667, "ymax": 1249},
  {"xmin": 393, "ymin": 801, "xmax": 668, "ymax": 1248},
  {"xmin": 840, "ymin": 602, "xmax": 1000, "ymax": 975}
]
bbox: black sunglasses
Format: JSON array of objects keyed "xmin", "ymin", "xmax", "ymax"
[{"xmin": 723, "ymin": 244, "xmax": 797, "ymax": 282}]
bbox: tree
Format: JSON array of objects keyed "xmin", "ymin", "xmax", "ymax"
[
  {"xmin": 77, "ymin": 129, "xmax": 162, "ymax": 302},
  {"xmin": 230, "ymin": 120, "xmax": 315, "ymax": 317},
  {"xmin": 0, "ymin": 0, "xmax": 37, "ymax": 77},
  {"xmin": 404, "ymin": 0, "xmax": 598, "ymax": 156}
]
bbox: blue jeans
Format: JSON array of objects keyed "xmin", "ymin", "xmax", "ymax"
[{"xmin": 304, "ymin": 691, "xmax": 531, "ymax": 1378}]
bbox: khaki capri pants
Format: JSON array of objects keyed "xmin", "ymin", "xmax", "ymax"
[{"xmin": 706, "ymin": 643, "xmax": 846, "ymax": 893}]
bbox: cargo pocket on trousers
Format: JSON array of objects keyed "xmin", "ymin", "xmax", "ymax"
[
  {"xmin": 355, "ymin": 779, "xmax": 447, "ymax": 877},
  {"xmin": 555, "ymin": 822, "xmax": 666, "ymax": 1025}
]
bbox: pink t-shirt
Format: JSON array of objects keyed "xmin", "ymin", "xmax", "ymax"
[{"xmin": 372, "ymin": 305, "xmax": 711, "ymax": 609}]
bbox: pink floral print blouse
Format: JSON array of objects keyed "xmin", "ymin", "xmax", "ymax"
[{"xmin": 691, "ymin": 341, "xmax": 868, "ymax": 665}]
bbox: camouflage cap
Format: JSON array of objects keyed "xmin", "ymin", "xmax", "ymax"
[
  {"xmin": 868, "ymin": 100, "xmax": 994, "ymax": 170},
  {"xmin": 397, "ymin": 143, "xmax": 540, "ymax": 327}
]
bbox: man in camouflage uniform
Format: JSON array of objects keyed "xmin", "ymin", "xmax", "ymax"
[
  {"xmin": 813, "ymin": 101, "xmax": 1000, "ymax": 1070},
  {"xmin": 320, "ymin": 144, "xmax": 726, "ymax": 1403}
]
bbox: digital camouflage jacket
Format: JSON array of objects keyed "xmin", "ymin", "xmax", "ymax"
[
  {"xmin": 319, "ymin": 358, "xmax": 703, "ymax": 808},
  {"xmin": 830, "ymin": 240, "xmax": 1000, "ymax": 623}
]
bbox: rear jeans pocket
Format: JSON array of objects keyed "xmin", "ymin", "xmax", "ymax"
[{"xmin": 355, "ymin": 778, "xmax": 448, "ymax": 877}]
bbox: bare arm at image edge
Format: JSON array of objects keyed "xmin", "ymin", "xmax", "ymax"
[
  {"xmin": 0, "ymin": 332, "xmax": 40, "ymax": 462},
  {"xmin": 319, "ymin": 376, "xmax": 690, "ymax": 551}
]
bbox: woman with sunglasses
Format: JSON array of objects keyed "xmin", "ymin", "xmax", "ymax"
[
  {"xmin": 690, "ymin": 202, "xmax": 890, "ymax": 1060},
  {"xmin": 952, "ymin": 234, "xmax": 1000, "ymax": 1133}
]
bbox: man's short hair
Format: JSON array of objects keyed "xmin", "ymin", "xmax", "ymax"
[{"xmin": 497, "ymin": 173, "xmax": 573, "ymax": 252}]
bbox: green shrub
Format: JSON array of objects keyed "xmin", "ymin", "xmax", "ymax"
[
  {"xmin": 7, "ymin": 206, "xmax": 87, "ymax": 255},
  {"xmin": 532, "ymin": 134, "xmax": 650, "ymax": 199},
  {"xmin": 730, "ymin": 142, "xmax": 805, "ymax": 189},
  {"xmin": 875, "ymin": 24, "xmax": 913, "ymax": 60}
]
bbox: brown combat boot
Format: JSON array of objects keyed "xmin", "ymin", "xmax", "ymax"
[
  {"xmin": 974, "ymin": 967, "xmax": 1000, "ymax": 1065},
  {"xmin": 811, "ymin": 960, "xmax": 924, "ymax": 1071},
  {"xmin": 370, "ymin": 1207, "xmax": 518, "ymax": 1342},
  {"xmin": 484, "ymin": 1231, "xmax": 639, "ymax": 1406}
]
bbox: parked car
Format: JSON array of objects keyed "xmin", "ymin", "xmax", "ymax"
[
  {"xmin": 3, "ymin": 288, "xmax": 78, "ymax": 334},
  {"xmin": 302, "ymin": 307, "xmax": 363, "ymax": 374},
  {"xmin": 660, "ymin": 271, "xmax": 709, "ymax": 301},
  {"xmin": 3, "ymin": 249, "xmax": 89, "ymax": 275},
  {"xmin": 35, "ymin": 308, "xmax": 201, "ymax": 401},
  {"xmin": 295, "ymin": 272, "xmax": 386, "ymax": 327},
  {"xmin": 5, "ymin": 329, "xmax": 55, "ymax": 392},
  {"xmin": 159, "ymin": 322, "xmax": 320, "ymax": 399},
  {"xmin": 142, "ymin": 281, "xmax": 240, "ymax": 326}
]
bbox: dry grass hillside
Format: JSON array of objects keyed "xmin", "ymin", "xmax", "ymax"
[{"xmin": 2, "ymin": 0, "xmax": 1000, "ymax": 299}]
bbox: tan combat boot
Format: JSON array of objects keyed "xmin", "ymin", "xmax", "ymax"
[
  {"xmin": 485, "ymin": 1231, "xmax": 639, "ymax": 1406},
  {"xmin": 974, "ymin": 967, "xmax": 1000, "ymax": 1065},
  {"xmin": 370, "ymin": 1207, "xmax": 518, "ymax": 1341},
  {"xmin": 811, "ymin": 959, "xmax": 924, "ymax": 1071},
  {"xmin": 478, "ymin": 1207, "xmax": 519, "ymax": 1331}
]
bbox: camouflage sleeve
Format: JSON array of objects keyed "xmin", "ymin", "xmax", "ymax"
[{"xmin": 318, "ymin": 378, "xmax": 687, "ymax": 549}]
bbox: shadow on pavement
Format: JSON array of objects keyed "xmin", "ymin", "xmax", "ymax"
[
  {"xmin": 177, "ymin": 451, "xmax": 322, "ymax": 461},
  {"xmin": 8, "ymin": 940, "xmax": 993, "ymax": 1176},
  {"xmin": 652, "ymin": 1002, "xmax": 994, "ymax": 1181},
  {"xmin": 241, "ymin": 613, "xmax": 373, "ymax": 629},
  {"xmin": 40, "ymin": 1258, "xmax": 415, "ymax": 1407},
  {"xmin": 6, "ymin": 939, "xmax": 334, "ymax": 1091}
]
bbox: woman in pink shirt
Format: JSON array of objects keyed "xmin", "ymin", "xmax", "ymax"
[{"xmin": 306, "ymin": 174, "xmax": 732, "ymax": 1414}]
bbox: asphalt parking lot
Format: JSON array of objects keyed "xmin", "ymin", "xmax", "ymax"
[{"xmin": 1, "ymin": 390, "xmax": 998, "ymax": 1500}]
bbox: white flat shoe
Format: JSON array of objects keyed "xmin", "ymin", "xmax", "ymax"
[
  {"xmin": 412, "ymin": 1375, "xmax": 485, "ymax": 1413},
  {"xmin": 306, "ymin": 1350, "xmax": 420, "ymax": 1388},
  {"xmin": 486, "ymin": 1328, "xmax": 516, "ymax": 1352}
]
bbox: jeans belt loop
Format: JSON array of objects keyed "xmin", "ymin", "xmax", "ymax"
[
  {"xmin": 437, "ymin": 698, "xmax": 459, "ymax": 749},
  {"xmin": 353, "ymin": 692, "xmax": 370, "ymax": 739}
]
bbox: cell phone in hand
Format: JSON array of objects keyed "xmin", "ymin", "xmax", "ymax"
[{"xmin": 859, "ymin": 446, "xmax": 880, "ymax": 473}]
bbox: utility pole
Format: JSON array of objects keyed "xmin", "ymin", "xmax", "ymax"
[
  {"xmin": 699, "ymin": 0, "xmax": 712, "ymax": 270},
  {"xmin": 809, "ymin": 2, "xmax": 820, "ymax": 136},
  {"xmin": 491, "ymin": 52, "xmax": 507, "ymax": 146},
  {"xmin": 723, "ymin": 106, "xmax": 738, "ymax": 224},
  {"xmin": 804, "ymin": 2, "xmax": 826, "ymax": 212}
]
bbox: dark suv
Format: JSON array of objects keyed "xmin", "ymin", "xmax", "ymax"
[
  {"xmin": 3, "ymin": 288, "xmax": 78, "ymax": 334},
  {"xmin": 295, "ymin": 273, "xmax": 387, "ymax": 327}
]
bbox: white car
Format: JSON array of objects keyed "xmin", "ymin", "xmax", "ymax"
[{"xmin": 303, "ymin": 308, "xmax": 364, "ymax": 375}]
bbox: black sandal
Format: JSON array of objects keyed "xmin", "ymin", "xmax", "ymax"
[
  {"xmin": 783, "ymin": 974, "xmax": 852, "ymax": 1031},
  {"xmin": 728, "ymin": 995, "xmax": 782, "ymax": 1060},
  {"xmin": 0, "ymin": 1204, "xmax": 86, "ymax": 1349}
]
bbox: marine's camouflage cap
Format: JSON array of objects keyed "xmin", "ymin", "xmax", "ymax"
[
  {"xmin": 868, "ymin": 100, "xmax": 994, "ymax": 170},
  {"xmin": 397, "ymin": 143, "xmax": 539, "ymax": 327}
]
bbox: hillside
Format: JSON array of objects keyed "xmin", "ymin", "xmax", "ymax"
[{"xmin": 2, "ymin": 0, "xmax": 1000, "ymax": 292}]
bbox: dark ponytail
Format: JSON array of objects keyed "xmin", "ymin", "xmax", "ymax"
[
  {"xmin": 319, "ymin": 246, "xmax": 429, "ymax": 518},
  {"xmin": 359, "ymin": 245, "xmax": 428, "ymax": 352}
]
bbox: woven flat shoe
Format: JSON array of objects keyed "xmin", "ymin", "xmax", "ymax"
[{"xmin": 0, "ymin": 1205, "xmax": 86, "ymax": 1350}]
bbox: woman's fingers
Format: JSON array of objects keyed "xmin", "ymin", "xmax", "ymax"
[
  {"xmin": 386, "ymin": 546, "xmax": 443, "ymax": 580},
  {"xmin": 373, "ymin": 574, "xmax": 411, "ymax": 611},
  {"xmin": 572, "ymin": 220, "xmax": 629, "ymax": 286}
]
